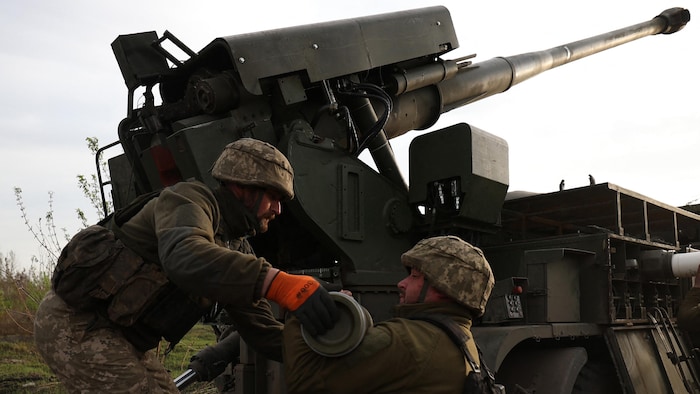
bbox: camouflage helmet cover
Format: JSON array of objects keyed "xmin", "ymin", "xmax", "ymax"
[
  {"xmin": 211, "ymin": 138, "xmax": 294, "ymax": 199},
  {"xmin": 401, "ymin": 235, "xmax": 495, "ymax": 315}
]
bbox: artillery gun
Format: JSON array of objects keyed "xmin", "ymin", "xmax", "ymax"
[{"xmin": 102, "ymin": 5, "xmax": 696, "ymax": 393}]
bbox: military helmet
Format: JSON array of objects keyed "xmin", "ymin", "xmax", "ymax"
[
  {"xmin": 401, "ymin": 235, "xmax": 494, "ymax": 315},
  {"xmin": 211, "ymin": 138, "xmax": 294, "ymax": 199}
]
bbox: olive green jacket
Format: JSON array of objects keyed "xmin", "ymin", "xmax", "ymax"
[
  {"xmin": 284, "ymin": 302, "xmax": 479, "ymax": 393},
  {"xmin": 118, "ymin": 181, "xmax": 283, "ymax": 359}
]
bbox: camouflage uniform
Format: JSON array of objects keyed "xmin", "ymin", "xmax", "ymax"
[
  {"xmin": 35, "ymin": 151, "xmax": 286, "ymax": 392},
  {"xmin": 283, "ymin": 236, "xmax": 495, "ymax": 393},
  {"xmin": 34, "ymin": 290, "xmax": 179, "ymax": 393}
]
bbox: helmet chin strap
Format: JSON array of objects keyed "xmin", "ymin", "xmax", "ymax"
[
  {"xmin": 417, "ymin": 278, "xmax": 431, "ymax": 303},
  {"xmin": 249, "ymin": 189, "xmax": 266, "ymax": 234}
]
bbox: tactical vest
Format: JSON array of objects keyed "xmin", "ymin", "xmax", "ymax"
[{"xmin": 52, "ymin": 190, "xmax": 210, "ymax": 352}]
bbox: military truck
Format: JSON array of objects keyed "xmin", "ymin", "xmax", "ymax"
[{"xmin": 100, "ymin": 5, "xmax": 697, "ymax": 393}]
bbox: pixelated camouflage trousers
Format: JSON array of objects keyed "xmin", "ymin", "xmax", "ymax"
[{"xmin": 34, "ymin": 290, "xmax": 179, "ymax": 393}]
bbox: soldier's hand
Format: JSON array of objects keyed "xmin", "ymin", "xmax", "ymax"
[
  {"xmin": 266, "ymin": 271, "xmax": 340, "ymax": 336},
  {"xmin": 188, "ymin": 332, "xmax": 240, "ymax": 381}
]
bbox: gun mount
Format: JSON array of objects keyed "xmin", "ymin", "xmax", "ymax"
[{"xmin": 102, "ymin": 6, "xmax": 697, "ymax": 394}]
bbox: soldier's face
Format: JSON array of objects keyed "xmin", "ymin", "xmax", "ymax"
[
  {"xmin": 397, "ymin": 268, "xmax": 425, "ymax": 304},
  {"xmin": 232, "ymin": 185, "xmax": 283, "ymax": 233},
  {"xmin": 255, "ymin": 189, "xmax": 283, "ymax": 233},
  {"xmin": 397, "ymin": 267, "xmax": 447, "ymax": 304}
]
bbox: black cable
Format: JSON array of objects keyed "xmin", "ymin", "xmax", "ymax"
[{"xmin": 335, "ymin": 81, "xmax": 393, "ymax": 154}]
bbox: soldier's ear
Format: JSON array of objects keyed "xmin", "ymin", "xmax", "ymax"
[
  {"xmin": 434, "ymin": 288, "xmax": 451, "ymax": 301},
  {"xmin": 426, "ymin": 286, "xmax": 451, "ymax": 303},
  {"xmin": 225, "ymin": 182, "xmax": 243, "ymax": 197}
]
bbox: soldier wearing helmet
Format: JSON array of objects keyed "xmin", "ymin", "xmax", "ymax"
[
  {"xmin": 283, "ymin": 235, "xmax": 499, "ymax": 393},
  {"xmin": 400, "ymin": 235, "xmax": 494, "ymax": 315},
  {"xmin": 35, "ymin": 138, "xmax": 338, "ymax": 393},
  {"xmin": 211, "ymin": 138, "xmax": 295, "ymax": 234}
]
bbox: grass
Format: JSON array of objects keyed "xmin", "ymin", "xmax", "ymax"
[
  {"xmin": 0, "ymin": 322, "xmax": 219, "ymax": 393},
  {"xmin": 0, "ymin": 261, "xmax": 219, "ymax": 393},
  {"xmin": 161, "ymin": 323, "xmax": 220, "ymax": 393},
  {"xmin": 0, "ymin": 253, "xmax": 222, "ymax": 392},
  {"xmin": 0, "ymin": 336, "xmax": 63, "ymax": 393}
]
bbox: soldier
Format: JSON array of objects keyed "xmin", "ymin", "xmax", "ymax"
[
  {"xmin": 34, "ymin": 138, "xmax": 338, "ymax": 393},
  {"xmin": 283, "ymin": 235, "xmax": 498, "ymax": 393}
]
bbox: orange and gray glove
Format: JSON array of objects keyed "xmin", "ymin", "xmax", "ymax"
[{"xmin": 266, "ymin": 271, "xmax": 340, "ymax": 336}]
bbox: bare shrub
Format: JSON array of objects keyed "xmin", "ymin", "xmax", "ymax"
[{"xmin": 0, "ymin": 253, "xmax": 50, "ymax": 336}]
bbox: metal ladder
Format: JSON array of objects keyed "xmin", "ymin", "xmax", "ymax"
[{"xmin": 648, "ymin": 307, "xmax": 700, "ymax": 393}]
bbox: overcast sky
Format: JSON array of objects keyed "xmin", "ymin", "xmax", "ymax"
[{"xmin": 1, "ymin": 0, "xmax": 698, "ymax": 271}]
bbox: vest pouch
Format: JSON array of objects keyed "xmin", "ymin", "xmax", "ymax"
[
  {"xmin": 139, "ymin": 284, "xmax": 209, "ymax": 345},
  {"xmin": 119, "ymin": 285, "xmax": 208, "ymax": 352},
  {"xmin": 106, "ymin": 260, "xmax": 170, "ymax": 326},
  {"xmin": 52, "ymin": 225, "xmax": 138, "ymax": 310}
]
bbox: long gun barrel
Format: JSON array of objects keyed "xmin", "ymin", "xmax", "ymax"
[
  {"xmin": 384, "ymin": 7, "xmax": 690, "ymax": 139},
  {"xmin": 109, "ymin": 6, "xmax": 690, "ymax": 202},
  {"xmin": 106, "ymin": 6, "xmax": 690, "ymax": 281}
]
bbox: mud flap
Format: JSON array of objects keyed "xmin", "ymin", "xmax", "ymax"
[
  {"xmin": 496, "ymin": 347, "xmax": 588, "ymax": 394},
  {"xmin": 604, "ymin": 326, "xmax": 700, "ymax": 393}
]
